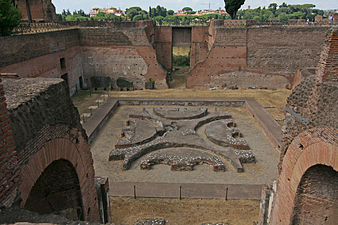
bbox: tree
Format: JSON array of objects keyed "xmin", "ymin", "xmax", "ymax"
[
  {"xmin": 0, "ymin": 0, "xmax": 22, "ymax": 36},
  {"xmin": 168, "ymin": 10, "xmax": 174, "ymax": 15},
  {"xmin": 268, "ymin": 3, "xmax": 278, "ymax": 15},
  {"xmin": 182, "ymin": 7, "xmax": 193, "ymax": 12},
  {"xmin": 224, "ymin": 0, "xmax": 245, "ymax": 19}
]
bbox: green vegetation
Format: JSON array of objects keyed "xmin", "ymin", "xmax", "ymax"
[
  {"xmin": 237, "ymin": 3, "xmax": 324, "ymax": 23},
  {"xmin": 173, "ymin": 55, "xmax": 190, "ymax": 66},
  {"xmin": 172, "ymin": 46, "xmax": 190, "ymax": 67},
  {"xmin": 58, "ymin": 2, "xmax": 327, "ymax": 25},
  {"xmin": 0, "ymin": 0, "xmax": 22, "ymax": 36},
  {"xmin": 224, "ymin": 0, "xmax": 245, "ymax": 19}
]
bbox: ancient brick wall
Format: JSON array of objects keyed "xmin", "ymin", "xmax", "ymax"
[
  {"xmin": 281, "ymin": 29, "xmax": 337, "ymax": 159},
  {"xmin": 291, "ymin": 165, "xmax": 338, "ymax": 224},
  {"xmin": 0, "ymin": 29, "xmax": 83, "ymax": 95},
  {"xmin": 0, "ymin": 29, "xmax": 79, "ymax": 67},
  {"xmin": 247, "ymin": 26, "xmax": 329, "ymax": 75},
  {"xmin": 0, "ymin": 25, "xmax": 168, "ymax": 91},
  {"xmin": 187, "ymin": 28, "xmax": 247, "ymax": 88},
  {"xmin": 154, "ymin": 26, "xmax": 172, "ymax": 72},
  {"xmin": 2, "ymin": 78, "xmax": 101, "ymax": 221},
  {"xmin": 190, "ymin": 26, "xmax": 209, "ymax": 68},
  {"xmin": 186, "ymin": 25, "xmax": 330, "ymax": 89},
  {"xmin": 0, "ymin": 80, "xmax": 19, "ymax": 208},
  {"xmin": 268, "ymin": 29, "xmax": 337, "ymax": 225},
  {"xmin": 14, "ymin": 0, "xmax": 57, "ymax": 22},
  {"xmin": 0, "ymin": 23, "xmax": 331, "ymax": 91},
  {"xmin": 79, "ymin": 27, "xmax": 167, "ymax": 89}
]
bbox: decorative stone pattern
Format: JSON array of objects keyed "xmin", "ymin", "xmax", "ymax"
[
  {"xmin": 110, "ymin": 107, "xmax": 255, "ymax": 172},
  {"xmin": 205, "ymin": 119, "xmax": 250, "ymax": 150},
  {"xmin": 140, "ymin": 148, "xmax": 226, "ymax": 172}
]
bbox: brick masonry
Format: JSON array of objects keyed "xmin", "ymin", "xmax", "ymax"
[
  {"xmin": 268, "ymin": 29, "xmax": 338, "ymax": 225},
  {"xmin": 1, "ymin": 78, "xmax": 101, "ymax": 222},
  {"xmin": 14, "ymin": 0, "xmax": 58, "ymax": 22},
  {"xmin": 187, "ymin": 25, "xmax": 331, "ymax": 89},
  {"xmin": 0, "ymin": 22, "xmax": 331, "ymax": 91},
  {"xmin": 0, "ymin": 79, "xmax": 19, "ymax": 208}
]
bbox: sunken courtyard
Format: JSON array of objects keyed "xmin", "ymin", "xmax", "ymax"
[{"xmin": 0, "ymin": 1, "xmax": 337, "ymax": 224}]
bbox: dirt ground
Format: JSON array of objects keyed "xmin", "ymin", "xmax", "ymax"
[
  {"xmin": 110, "ymin": 197, "xmax": 259, "ymax": 225},
  {"xmin": 72, "ymin": 89, "xmax": 290, "ymax": 123},
  {"xmin": 169, "ymin": 67, "xmax": 189, "ymax": 88}
]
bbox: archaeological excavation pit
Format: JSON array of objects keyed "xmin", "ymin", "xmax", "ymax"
[{"xmin": 87, "ymin": 98, "xmax": 280, "ymax": 197}]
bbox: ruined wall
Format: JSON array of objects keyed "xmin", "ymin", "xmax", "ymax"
[
  {"xmin": 187, "ymin": 25, "xmax": 330, "ymax": 89},
  {"xmin": 291, "ymin": 165, "xmax": 338, "ymax": 225},
  {"xmin": 15, "ymin": 0, "xmax": 57, "ymax": 22},
  {"xmin": 0, "ymin": 80, "xmax": 19, "ymax": 208},
  {"xmin": 281, "ymin": 29, "xmax": 337, "ymax": 159},
  {"xmin": 79, "ymin": 27, "xmax": 167, "ymax": 89},
  {"xmin": 154, "ymin": 26, "xmax": 172, "ymax": 72},
  {"xmin": 0, "ymin": 23, "xmax": 332, "ymax": 91},
  {"xmin": 0, "ymin": 29, "xmax": 82, "ymax": 95},
  {"xmin": 247, "ymin": 26, "xmax": 329, "ymax": 75},
  {"xmin": 0, "ymin": 23, "xmax": 168, "ymax": 92},
  {"xmin": 268, "ymin": 29, "xmax": 338, "ymax": 225},
  {"xmin": 2, "ymin": 78, "xmax": 101, "ymax": 221},
  {"xmin": 190, "ymin": 26, "xmax": 209, "ymax": 68},
  {"xmin": 187, "ymin": 28, "xmax": 247, "ymax": 88}
]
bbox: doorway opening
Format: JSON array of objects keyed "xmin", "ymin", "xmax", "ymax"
[{"xmin": 169, "ymin": 27, "xmax": 191, "ymax": 89}]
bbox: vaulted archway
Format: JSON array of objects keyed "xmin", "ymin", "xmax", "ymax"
[
  {"xmin": 25, "ymin": 159, "xmax": 84, "ymax": 220},
  {"xmin": 270, "ymin": 128, "xmax": 337, "ymax": 225},
  {"xmin": 291, "ymin": 164, "xmax": 338, "ymax": 225}
]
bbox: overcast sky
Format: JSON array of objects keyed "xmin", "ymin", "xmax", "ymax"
[{"xmin": 53, "ymin": 0, "xmax": 337, "ymax": 13}]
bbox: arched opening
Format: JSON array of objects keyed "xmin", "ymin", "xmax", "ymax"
[
  {"xmin": 24, "ymin": 159, "xmax": 84, "ymax": 220},
  {"xmin": 291, "ymin": 164, "xmax": 338, "ymax": 225}
]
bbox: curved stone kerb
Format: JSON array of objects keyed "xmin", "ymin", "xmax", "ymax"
[
  {"xmin": 270, "ymin": 127, "xmax": 337, "ymax": 225},
  {"xmin": 18, "ymin": 128, "xmax": 100, "ymax": 222}
]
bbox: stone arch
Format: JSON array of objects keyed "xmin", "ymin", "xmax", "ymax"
[
  {"xmin": 24, "ymin": 159, "xmax": 84, "ymax": 220},
  {"xmin": 270, "ymin": 128, "xmax": 337, "ymax": 225},
  {"xmin": 291, "ymin": 164, "xmax": 338, "ymax": 225},
  {"xmin": 18, "ymin": 128, "xmax": 100, "ymax": 221}
]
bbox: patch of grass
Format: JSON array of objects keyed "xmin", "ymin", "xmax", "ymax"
[
  {"xmin": 110, "ymin": 197, "xmax": 259, "ymax": 225},
  {"xmin": 107, "ymin": 89, "xmax": 291, "ymax": 119},
  {"xmin": 71, "ymin": 89, "xmax": 107, "ymax": 116},
  {"xmin": 173, "ymin": 46, "xmax": 190, "ymax": 56}
]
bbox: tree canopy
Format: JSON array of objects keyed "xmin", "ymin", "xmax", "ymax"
[
  {"xmin": 0, "ymin": 0, "xmax": 22, "ymax": 36},
  {"xmin": 224, "ymin": 0, "xmax": 245, "ymax": 19},
  {"xmin": 57, "ymin": 3, "xmax": 326, "ymax": 25}
]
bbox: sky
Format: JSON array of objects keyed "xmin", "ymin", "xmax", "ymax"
[{"xmin": 53, "ymin": 0, "xmax": 338, "ymax": 13}]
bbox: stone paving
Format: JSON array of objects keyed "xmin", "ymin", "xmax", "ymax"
[{"xmin": 90, "ymin": 104, "xmax": 280, "ymax": 185}]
